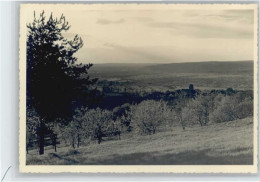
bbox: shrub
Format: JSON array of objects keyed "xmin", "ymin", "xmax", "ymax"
[{"xmin": 236, "ymin": 97, "xmax": 253, "ymax": 119}]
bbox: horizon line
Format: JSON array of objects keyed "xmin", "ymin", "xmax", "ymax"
[{"xmin": 86, "ymin": 60, "xmax": 254, "ymax": 65}]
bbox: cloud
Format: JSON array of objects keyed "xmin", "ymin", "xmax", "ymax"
[
  {"xmin": 182, "ymin": 10, "xmax": 254, "ymax": 24},
  {"xmin": 148, "ymin": 21, "xmax": 253, "ymax": 39},
  {"xmin": 205, "ymin": 10, "xmax": 254, "ymax": 24},
  {"xmin": 103, "ymin": 43, "xmax": 173, "ymax": 62},
  {"xmin": 131, "ymin": 17, "xmax": 154, "ymax": 22},
  {"xmin": 96, "ymin": 18, "xmax": 125, "ymax": 25},
  {"xmin": 77, "ymin": 38, "xmax": 253, "ymax": 64}
]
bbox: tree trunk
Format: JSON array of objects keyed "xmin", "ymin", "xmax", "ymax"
[
  {"xmin": 77, "ymin": 134, "xmax": 80, "ymax": 148},
  {"xmin": 54, "ymin": 143, "xmax": 57, "ymax": 152},
  {"xmin": 54, "ymin": 135, "xmax": 57, "ymax": 152},
  {"xmin": 38, "ymin": 122, "xmax": 45, "ymax": 155},
  {"xmin": 198, "ymin": 116, "xmax": 203, "ymax": 126},
  {"xmin": 205, "ymin": 109, "xmax": 209, "ymax": 125},
  {"xmin": 97, "ymin": 125, "xmax": 102, "ymax": 144},
  {"xmin": 98, "ymin": 136, "xmax": 101, "ymax": 144},
  {"xmin": 72, "ymin": 138, "xmax": 75, "ymax": 148},
  {"xmin": 72, "ymin": 142, "xmax": 75, "ymax": 148}
]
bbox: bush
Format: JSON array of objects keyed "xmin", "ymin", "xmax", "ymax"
[
  {"xmin": 131, "ymin": 100, "xmax": 170, "ymax": 134},
  {"xmin": 236, "ymin": 97, "xmax": 253, "ymax": 118},
  {"xmin": 210, "ymin": 94, "xmax": 253, "ymax": 123}
]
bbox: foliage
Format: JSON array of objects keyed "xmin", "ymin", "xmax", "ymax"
[
  {"xmin": 226, "ymin": 87, "xmax": 235, "ymax": 95},
  {"xmin": 71, "ymin": 107, "xmax": 113, "ymax": 144},
  {"xmin": 172, "ymin": 106, "xmax": 188, "ymax": 130},
  {"xmin": 26, "ymin": 108, "xmax": 59, "ymax": 152},
  {"xmin": 119, "ymin": 104, "xmax": 135, "ymax": 132},
  {"xmin": 26, "ymin": 11, "xmax": 98, "ymax": 154},
  {"xmin": 210, "ymin": 94, "xmax": 253, "ymax": 123},
  {"xmin": 26, "ymin": 108, "xmax": 41, "ymax": 152},
  {"xmin": 27, "ymin": 11, "xmax": 97, "ymax": 121},
  {"xmin": 131, "ymin": 100, "xmax": 170, "ymax": 134},
  {"xmin": 106, "ymin": 118, "xmax": 122, "ymax": 140},
  {"xmin": 171, "ymin": 98, "xmax": 192, "ymax": 130},
  {"xmin": 182, "ymin": 95, "xmax": 213, "ymax": 126},
  {"xmin": 84, "ymin": 108, "xmax": 113, "ymax": 142}
]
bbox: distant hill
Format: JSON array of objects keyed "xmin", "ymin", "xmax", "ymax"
[
  {"xmin": 88, "ymin": 63, "xmax": 154, "ymax": 78},
  {"xmin": 144, "ymin": 61, "xmax": 253, "ymax": 74},
  {"xmin": 90, "ymin": 61, "xmax": 253, "ymax": 75},
  {"xmin": 87, "ymin": 61, "xmax": 253, "ymax": 90}
]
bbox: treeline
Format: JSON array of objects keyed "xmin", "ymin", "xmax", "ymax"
[
  {"xmin": 95, "ymin": 85, "xmax": 252, "ymax": 110},
  {"xmin": 26, "ymin": 91, "xmax": 253, "ymax": 153}
]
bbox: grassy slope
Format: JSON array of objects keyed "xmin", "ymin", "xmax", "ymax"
[{"xmin": 27, "ymin": 117, "xmax": 253, "ymax": 165}]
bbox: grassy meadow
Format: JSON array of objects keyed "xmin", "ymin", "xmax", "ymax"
[{"xmin": 27, "ymin": 117, "xmax": 253, "ymax": 165}]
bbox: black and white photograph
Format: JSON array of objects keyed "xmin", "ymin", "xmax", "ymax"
[{"xmin": 19, "ymin": 3, "xmax": 258, "ymax": 173}]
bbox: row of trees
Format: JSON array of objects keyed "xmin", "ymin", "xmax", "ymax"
[
  {"xmin": 27, "ymin": 92, "xmax": 253, "ymax": 152},
  {"xmin": 174, "ymin": 93, "xmax": 253, "ymax": 129},
  {"xmin": 129, "ymin": 92, "xmax": 253, "ymax": 134},
  {"xmin": 27, "ymin": 107, "xmax": 121, "ymax": 151}
]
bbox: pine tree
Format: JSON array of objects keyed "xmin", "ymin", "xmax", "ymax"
[{"xmin": 26, "ymin": 11, "xmax": 97, "ymax": 154}]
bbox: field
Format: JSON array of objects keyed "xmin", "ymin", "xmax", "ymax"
[{"xmin": 27, "ymin": 117, "xmax": 253, "ymax": 165}]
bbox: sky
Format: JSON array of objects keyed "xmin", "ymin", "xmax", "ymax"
[{"xmin": 31, "ymin": 5, "xmax": 255, "ymax": 64}]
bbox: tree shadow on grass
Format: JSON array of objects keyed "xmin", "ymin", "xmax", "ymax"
[
  {"xmin": 48, "ymin": 153, "xmax": 80, "ymax": 165},
  {"xmin": 27, "ymin": 148, "xmax": 253, "ymax": 165},
  {"xmin": 85, "ymin": 149, "xmax": 253, "ymax": 165}
]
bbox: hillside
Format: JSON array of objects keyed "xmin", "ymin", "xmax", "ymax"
[
  {"xmin": 27, "ymin": 117, "xmax": 253, "ymax": 165},
  {"xmin": 88, "ymin": 61, "xmax": 253, "ymax": 91},
  {"xmin": 142, "ymin": 61, "xmax": 253, "ymax": 74},
  {"xmin": 89, "ymin": 61, "xmax": 253, "ymax": 75}
]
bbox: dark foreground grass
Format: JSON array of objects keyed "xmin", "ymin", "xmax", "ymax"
[
  {"xmin": 27, "ymin": 117, "xmax": 253, "ymax": 165},
  {"xmin": 88, "ymin": 150, "xmax": 252, "ymax": 165}
]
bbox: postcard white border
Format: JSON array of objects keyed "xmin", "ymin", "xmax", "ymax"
[{"xmin": 19, "ymin": 3, "xmax": 258, "ymax": 173}]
